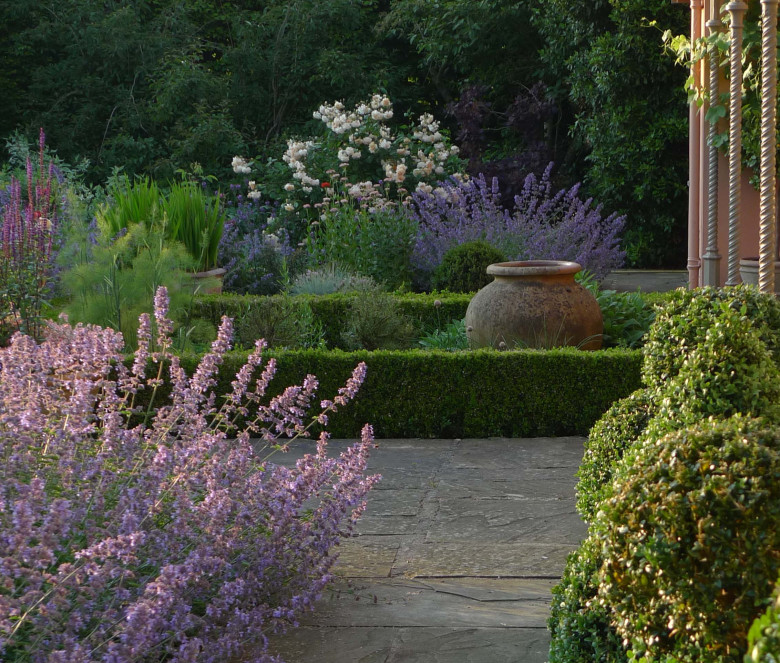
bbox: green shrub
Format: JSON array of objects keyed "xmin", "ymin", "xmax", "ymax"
[
  {"xmin": 340, "ymin": 288, "xmax": 414, "ymax": 351},
  {"xmin": 130, "ymin": 346, "xmax": 642, "ymax": 438},
  {"xmin": 289, "ymin": 263, "xmax": 377, "ymax": 296},
  {"xmin": 191, "ymin": 291, "xmax": 473, "ymax": 348},
  {"xmin": 234, "ymin": 296, "xmax": 324, "ymax": 350},
  {"xmin": 418, "ymin": 318, "xmax": 469, "ymax": 351},
  {"xmin": 646, "ymin": 306, "xmax": 780, "ymax": 438},
  {"xmin": 596, "ymin": 289, "xmax": 656, "ymax": 349},
  {"xmin": 642, "ymin": 285, "xmax": 780, "ymax": 392},
  {"xmin": 62, "ymin": 223, "xmax": 197, "ymax": 350},
  {"xmin": 306, "ymin": 208, "xmax": 418, "ymax": 290},
  {"xmin": 161, "ymin": 181, "xmax": 226, "ymax": 271},
  {"xmin": 745, "ymin": 578, "xmax": 780, "ymax": 663},
  {"xmin": 96, "ymin": 176, "xmax": 161, "ymax": 238},
  {"xmin": 576, "ymin": 388, "xmax": 655, "ymax": 522},
  {"xmin": 548, "ymin": 535, "xmax": 628, "ymax": 663},
  {"xmin": 431, "ymin": 240, "xmax": 506, "ymax": 293},
  {"xmin": 595, "ymin": 416, "xmax": 780, "ymax": 663}
]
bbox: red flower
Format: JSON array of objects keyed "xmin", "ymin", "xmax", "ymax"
[{"xmin": 321, "ymin": 182, "xmax": 331, "ymax": 188}]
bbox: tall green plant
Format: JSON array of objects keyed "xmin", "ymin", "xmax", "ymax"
[
  {"xmin": 161, "ymin": 181, "xmax": 225, "ymax": 271},
  {"xmin": 96, "ymin": 175, "xmax": 161, "ymax": 239},
  {"xmin": 62, "ymin": 222, "xmax": 197, "ymax": 350}
]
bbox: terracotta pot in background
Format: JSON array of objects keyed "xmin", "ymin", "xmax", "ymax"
[
  {"xmin": 465, "ymin": 260, "xmax": 603, "ymax": 350},
  {"xmin": 192, "ymin": 267, "xmax": 227, "ymax": 295}
]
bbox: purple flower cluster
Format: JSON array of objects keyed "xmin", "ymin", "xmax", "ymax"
[
  {"xmin": 218, "ymin": 199, "xmax": 294, "ymax": 296},
  {"xmin": 0, "ymin": 287, "xmax": 379, "ymax": 662},
  {"xmin": 0, "ymin": 128, "xmax": 59, "ymax": 340},
  {"xmin": 408, "ymin": 164, "xmax": 626, "ymax": 281}
]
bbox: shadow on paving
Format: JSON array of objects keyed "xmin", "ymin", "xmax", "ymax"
[{"xmin": 268, "ymin": 437, "xmax": 588, "ymax": 663}]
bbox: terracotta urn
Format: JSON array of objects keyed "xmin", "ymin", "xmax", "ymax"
[
  {"xmin": 465, "ymin": 260, "xmax": 603, "ymax": 350},
  {"xmin": 192, "ymin": 267, "xmax": 227, "ymax": 295}
]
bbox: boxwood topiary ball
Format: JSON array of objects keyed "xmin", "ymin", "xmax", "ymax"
[
  {"xmin": 595, "ymin": 416, "xmax": 780, "ymax": 663},
  {"xmin": 642, "ymin": 285, "xmax": 780, "ymax": 392},
  {"xmin": 430, "ymin": 240, "xmax": 506, "ymax": 293},
  {"xmin": 576, "ymin": 388, "xmax": 655, "ymax": 522}
]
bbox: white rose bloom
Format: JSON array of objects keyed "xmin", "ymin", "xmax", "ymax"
[
  {"xmin": 450, "ymin": 145, "xmax": 460, "ymax": 155},
  {"xmin": 284, "ymin": 183, "xmax": 295, "ymax": 192},
  {"xmin": 284, "ymin": 203, "xmax": 295, "ymax": 211},
  {"xmin": 302, "ymin": 186, "xmax": 312, "ymax": 193},
  {"xmin": 379, "ymin": 139, "xmax": 391, "ymax": 150},
  {"xmin": 248, "ymin": 190, "xmax": 262, "ymax": 200},
  {"xmin": 381, "ymin": 97, "xmax": 391, "ymax": 107},
  {"xmin": 435, "ymin": 166, "xmax": 445, "ymax": 175},
  {"xmin": 371, "ymin": 110, "xmax": 382, "ymax": 121},
  {"xmin": 369, "ymin": 142, "xmax": 378, "ymax": 153}
]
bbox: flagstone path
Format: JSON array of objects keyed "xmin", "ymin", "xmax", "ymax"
[{"xmin": 268, "ymin": 437, "xmax": 588, "ymax": 663}]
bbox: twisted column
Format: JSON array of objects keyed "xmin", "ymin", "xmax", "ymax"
[
  {"xmin": 725, "ymin": 0, "xmax": 748, "ymax": 286},
  {"xmin": 759, "ymin": 0, "xmax": 778, "ymax": 293},
  {"xmin": 702, "ymin": 5, "xmax": 723, "ymax": 286}
]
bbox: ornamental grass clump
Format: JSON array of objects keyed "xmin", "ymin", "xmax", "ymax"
[
  {"xmin": 0, "ymin": 287, "xmax": 379, "ymax": 663},
  {"xmin": 408, "ymin": 164, "xmax": 625, "ymax": 285}
]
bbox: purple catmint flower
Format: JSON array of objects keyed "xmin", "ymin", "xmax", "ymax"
[
  {"xmin": 407, "ymin": 164, "xmax": 626, "ymax": 281},
  {"xmin": 0, "ymin": 287, "xmax": 379, "ymax": 662}
]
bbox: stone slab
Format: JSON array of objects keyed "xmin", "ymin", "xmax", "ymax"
[
  {"xmin": 393, "ymin": 542, "xmax": 577, "ymax": 578},
  {"xmin": 435, "ymin": 472, "xmax": 578, "ymax": 499},
  {"xmin": 450, "ymin": 438, "xmax": 586, "ymax": 473},
  {"xmin": 360, "ymin": 489, "xmax": 426, "ymax": 517},
  {"xmin": 425, "ymin": 498, "xmax": 587, "ymax": 544},
  {"xmin": 269, "ymin": 626, "xmax": 550, "ymax": 663},
  {"xmin": 601, "ymin": 269, "xmax": 688, "ymax": 293},
  {"xmin": 334, "ymin": 536, "xmax": 404, "ymax": 577},
  {"xmin": 354, "ymin": 515, "xmax": 422, "ymax": 536},
  {"xmin": 296, "ymin": 577, "xmax": 554, "ymax": 628}
]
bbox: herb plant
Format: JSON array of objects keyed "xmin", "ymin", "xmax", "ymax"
[{"xmin": 0, "ymin": 287, "xmax": 378, "ymax": 662}]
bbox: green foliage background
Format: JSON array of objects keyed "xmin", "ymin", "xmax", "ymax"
[{"xmin": 1, "ymin": 0, "xmax": 691, "ymax": 267}]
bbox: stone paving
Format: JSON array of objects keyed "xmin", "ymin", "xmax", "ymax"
[{"xmin": 268, "ymin": 437, "xmax": 588, "ymax": 663}]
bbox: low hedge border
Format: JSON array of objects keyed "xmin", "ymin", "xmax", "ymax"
[{"xmin": 130, "ymin": 347, "xmax": 642, "ymax": 438}]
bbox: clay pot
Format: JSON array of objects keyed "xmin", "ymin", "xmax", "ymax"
[
  {"xmin": 465, "ymin": 260, "xmax": 603, "ymax": 350},
  {"xmin": 738, "ymin": 258, "xmax": 780, "ymax": 293},
  {"xmin": 192, "ymin": 267, "xmax": 227, "ymax": 295}
]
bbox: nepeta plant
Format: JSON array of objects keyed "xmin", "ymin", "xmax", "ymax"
[
  {"xmin": 409, "ymin": 164, "xmax": 626, "ymax": 282},
  {"xmin": 218, "ymin": 197, "xmax": 295, "ymax": 296},
  {"xmin": 0, "ymin": 128, "xmax": 58, "ymax": 342},
  {"xmin": 0, "ymin": 286, "xmax": 379, "ymax": 662}
]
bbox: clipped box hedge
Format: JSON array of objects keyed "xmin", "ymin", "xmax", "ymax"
[{"xmin": 132, "ymin": 347, "xmax": 642, "ymax": 438}]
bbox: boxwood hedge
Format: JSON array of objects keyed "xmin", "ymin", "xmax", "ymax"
[{"xmin": 130, "ymin": 346, "xmax": 642, "ymax": 438}]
